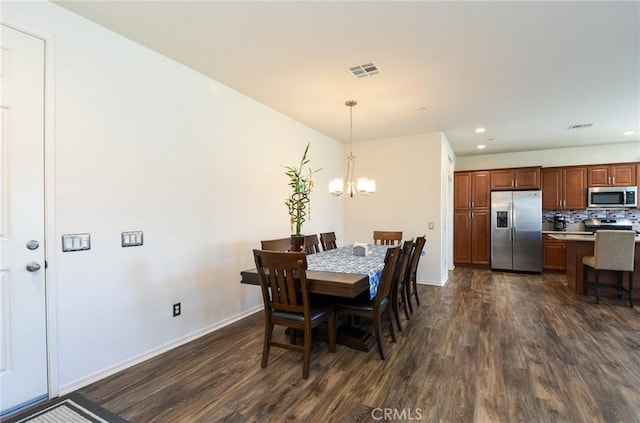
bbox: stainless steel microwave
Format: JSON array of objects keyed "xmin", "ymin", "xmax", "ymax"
[{"xmin": 587, "ymin": 186, "xmax": 637, "ymax": 208}]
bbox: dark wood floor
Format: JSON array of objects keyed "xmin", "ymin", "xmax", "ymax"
[{"xmin": 77, "ymin": 268, "xmax": 640, "ymax": 422}]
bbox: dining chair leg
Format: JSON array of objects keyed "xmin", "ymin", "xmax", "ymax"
[
  {"xmin": 629, "ymin": 272, "xmax": 634, "ymax": 308},
  {"xmin": 262, "ymin": 322, "xmax": 273, "ymax": 368},
  {"xmin": 617, "ymin": 271, "xmax": 623, "ymax": 298},
  {"xmin": 412, "ymin": 278, "xmax": 421, "ymax": 306},
  {"xmin": 392, "ymin": 294, "xmax": 403, "ymax": 332},
  {"xmin": 302, "ymin": 324, "xmax": 311, "ymax": 379},
  {"xmin": 401, "ymin": 287, "xmax": 411, "ymax": 321},
  {"xmin": 373, "ymin": 313, "xmax": 386, "ymax": 360},
  {"xmin": 405, "ymin": 281, "xmax": 414, "ymax": 314},
  {"xmin": 387, "ymin": 306, "xmax": 396, "ymax": 343},
  {"xmin": 595, "ymin": 271, "xmax": 601, "ymax": 304}
]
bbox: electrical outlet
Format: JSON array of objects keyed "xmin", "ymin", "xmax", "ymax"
[{"xmin": 173, "ymin": 302, "xmax": 181, "ymax": 317}]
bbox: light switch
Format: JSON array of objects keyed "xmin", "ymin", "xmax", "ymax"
[
  {"xmin": 62, "ymin": 233, "xmax": 91, "ymax": 252},
  {"xmin": 122, "ymin": 231, "xmax": 143, "ymax": 247},
  {"xmin": 428, "ymin": 222, "xmax": 434, "ymax": 230}
]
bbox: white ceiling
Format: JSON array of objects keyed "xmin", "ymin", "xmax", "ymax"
[{"xmin": 54, "ymin": 1, "xmax": 640, "ymax": 157}]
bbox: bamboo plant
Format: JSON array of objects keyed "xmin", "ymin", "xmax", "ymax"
[{"xmin": 284, "ymin": 143, "xmax": 321, "ymax": 235}]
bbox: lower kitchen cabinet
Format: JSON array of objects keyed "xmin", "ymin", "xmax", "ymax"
[
  {"xmin": 542, "ymin": 234, "xmax": 566, "ymax": 271},
  {"xmin": 454, "ymin": 210, "xmax": 490, "ymax": 265}
]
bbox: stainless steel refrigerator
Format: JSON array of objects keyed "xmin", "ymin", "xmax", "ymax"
[{"xmin": 491, "ymin": 190, "xmax": 542, "ymax": 272}]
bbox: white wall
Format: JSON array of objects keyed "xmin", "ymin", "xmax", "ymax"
[
  {"xmin": 456, "ymin": 141, "xmax": 640, "ymax": 171},
  {"xmin": 343, "ymin": 132, "xmax": 452, "ymax": 285},
  {"xmin": 5, "ymin": 1, "xmax": 344, "ymax": 392}
]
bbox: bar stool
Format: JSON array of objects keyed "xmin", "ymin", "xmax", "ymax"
[{"xmin": 582, "ymin": 230, "xmax": 635, "ymax": 307}]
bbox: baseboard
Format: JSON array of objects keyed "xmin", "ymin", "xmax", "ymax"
[
  {"xmin": 58, "ymin": 304, "xmax": 263, "ymax": 395},
  {"xmin": 417, "ymin": 276, "xmax": 448, "ymax": 286}
]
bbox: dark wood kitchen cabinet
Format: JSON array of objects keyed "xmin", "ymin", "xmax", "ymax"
[
  {"xmin": 454, "ymin": 210, "xmax": 490, "ymax": 265},
  {"xmin": 542, "ymin": 234, "xmax": 566, "ymax": 271},
  {"xmin": 542, "ymin": 166, "xmax": 587, "ymax": 210},
  {"xmin": 454, "ymin": 170, "xmax": 490, "ymax": 266},
  {"xmin": 454, "ymin": 170, "xmax": 490, "ymax": 210},
  {"xmin": 490, "ymin": 167, "xmax": 541, "ymax": 190},
  {"xmin": 587, "ymin": 163, "xmax": 636, "ymax": 187}
]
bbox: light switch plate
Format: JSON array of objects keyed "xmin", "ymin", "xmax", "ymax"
[
  {"xmin": 62, "ymin": 233, "xmax": 91, "ymax": 252},
  {"xmin": 122, "ymin": 231, "xmax": 143, "ymax": 247}
]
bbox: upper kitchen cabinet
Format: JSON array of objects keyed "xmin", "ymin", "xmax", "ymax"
[
  {"xmin": 542, "ymin": 166, "xmax": 588, "ymax": 210},
  {"xmin": 490, "ymin": 167, "xmax": 541, "ymax": 190},
  {"xmin": 454, "ymin": 170, "xmax": 490, "ymax": 210},
  {"xmin": 454, "ymin": 170, "xmax": 491, "ymax": 267},
  {"xmin": 587, "ymin": 163, "xmax": 637, "ymax": 187}
]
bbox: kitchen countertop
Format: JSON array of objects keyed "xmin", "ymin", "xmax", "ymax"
[
  {"xmin": 542, "ymin": 230, "xmax": 592, "ymax": 235},
  {"xmin": 547, "ymin": 233, "xmax": 640, "ymax": 242}
]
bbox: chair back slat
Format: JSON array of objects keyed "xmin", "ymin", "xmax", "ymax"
[
  {"xmin": 320, "ymin": 232, "xmax": 337, "ymax": 251},
  {"xmin": 407, "ymin": 235, "xmax": 426, "ymax": 281},
  {"xmin": 304, "ymin": 234, "xmax": 321, "ymax": 254},
  {"xmin": 375, "ymin": 246, "xmax": 401, "ymax": 306},
  {"xmin": 269, "ymin": 267, "xmax": 300, "ymax": 310},
  {"xmin": 254, "ymin": 250, "xmax": 307, "ymax": 315},
  {"xmin": 373, "ymin": 230, "xmax": 403, "ymax": 246},
  {"xmin": 394, "ymin": 240, "xmax": 414, "ymax": 287},
  {"xmin": 261, "ymin": 237, "xmax": 292, "ymax": 252}
]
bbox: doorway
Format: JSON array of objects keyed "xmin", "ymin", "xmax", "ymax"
[{"xmin": 0, "ymin": 23, "xmax": 48, "ymax": 416}]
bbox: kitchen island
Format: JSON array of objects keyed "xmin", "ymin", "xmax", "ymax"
[{"xmin": 547, "ymin": 233, "xmax": 640, "ymax": 298}]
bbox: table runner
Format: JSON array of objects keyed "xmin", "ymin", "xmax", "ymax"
[{"xmin": 306, "ymin": 244, "xmax": 390, "ymax": 299}]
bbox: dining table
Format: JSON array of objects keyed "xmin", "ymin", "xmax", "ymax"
[{"xmin": 240, "ymin": 244, "xmax": 391, "ymax": 351}]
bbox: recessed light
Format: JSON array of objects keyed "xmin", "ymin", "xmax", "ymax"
[
  {"xmin": 475, "ymin": 128, "xmax": 485, "ymax": 133},
  {"xmin": 623, "ymin": 131, "xmax": 635, "ymax": 136},
  {"xmin": 477, "ymin": 145, "xmax": 486, "ymax": 149}
]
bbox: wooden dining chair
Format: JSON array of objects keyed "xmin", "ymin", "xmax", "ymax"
[
  {"xmin": 391, "ymin": 239, "xmax": 414, "ymax": 332},
  {"xmin": 253, "ymin": 250, "xmax": 336, "ymax": 379},
  {"xmin": 304, "ymin": 234, "xmax": 321, "ymax": 255},
  {"xmin": 373, "ymin": 230, "xmax": 402, "ymax": 246},
  {"xmin": 335, "ymin": 246, "xmax": 401, "ymax": 360},
  {"xmin": 320, "ymin": 232, "xmax": 337, "ymax": 251},
  {"xmin": 406, "ymin": 235, "xmax": 426, "ymax": 313},
  {"xmin": 260, "ymin": 237, "xmax": 291, "ymax": 252}
]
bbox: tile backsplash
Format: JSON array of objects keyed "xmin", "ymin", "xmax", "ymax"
[{"xmin": 542, "ymin": 209, "xmax": 640, "ymax": 231}]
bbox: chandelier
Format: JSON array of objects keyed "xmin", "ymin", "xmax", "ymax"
[{"xmin": 328, "ymin": 100, "xmax": 376, "ymax": 197}]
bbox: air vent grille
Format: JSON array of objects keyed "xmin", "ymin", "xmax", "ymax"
[
  {"xmin": 567, "ymin": 123, "xmax": 594, "ymax": 130},
  {"xmin": 348, "ymin": 62, "xmax": 380, "ymax": 79}
]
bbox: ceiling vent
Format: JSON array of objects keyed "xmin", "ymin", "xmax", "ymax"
[
  {"xmin": 348, "ymin": 62, "xmax": 380, "ymax": 79},
  {"xmin": 567, "ymin": 123, "xmax": 594, "ymax": 130}
]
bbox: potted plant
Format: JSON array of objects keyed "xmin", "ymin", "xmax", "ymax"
[{"xmin": 284, "ymin": 143, "xmax": 321, "ymax": 251}]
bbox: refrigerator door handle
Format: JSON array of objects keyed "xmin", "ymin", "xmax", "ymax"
[
  {"xmin": 512, "ymin": 201, "xmax": 517, "ymax": 242},
  {"xmin": 508, "ymin": 202, "xmax": 513, "ymax": 242}
]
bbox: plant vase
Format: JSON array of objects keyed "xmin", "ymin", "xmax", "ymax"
[{"xmin": 291, "ymin": 234, "xmax": 305, "ymax": 252}]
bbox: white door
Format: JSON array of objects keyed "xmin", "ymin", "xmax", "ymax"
[{"xmin": 0, "ymin": 24, "xmax": 48, "ymax": 415}]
